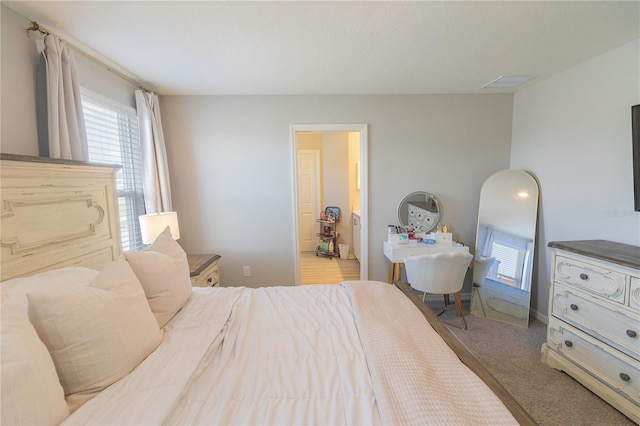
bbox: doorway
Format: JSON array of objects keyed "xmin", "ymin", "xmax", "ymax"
[{"xmin": 291, "ymin": 124, "xmax": 368, "ymax": 285}]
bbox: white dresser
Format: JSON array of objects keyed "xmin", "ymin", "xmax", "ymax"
[{"xmin": 541, "ymin": 240, "xmax": 640, "ymax": 423}]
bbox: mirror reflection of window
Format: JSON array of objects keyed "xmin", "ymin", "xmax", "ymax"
[
  {"xmin": 478, "ymin": 225, "xmax": 533, "ymax": 291},
  {"xmin": 490, "ymin": 242, "xmax": 525, "ymax": 287}
]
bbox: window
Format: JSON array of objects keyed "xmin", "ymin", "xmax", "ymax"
[
  {"xmin": 82, "ymin": 90, "xmax": 146, "ymax": 251},
  {"xmin": 491, "ymin": 241, "xmax": 525, "ymax": 286}
]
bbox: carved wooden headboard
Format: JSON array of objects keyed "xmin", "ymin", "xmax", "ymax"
[{"xmin": 0, "ymin": 154, "xmax": 122, "ymax": 281}]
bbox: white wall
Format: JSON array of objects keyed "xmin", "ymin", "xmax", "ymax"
[
  {"xmin": 1, "ymin": 5, "xmax": 40, "ymax": 154},
  {"xmin": 511, "ymin": 38, "xmax": 640, "ymax": 319},
  {"xmin": 160, "ymin": 95, "xmax": 514, "ymax": 286}
]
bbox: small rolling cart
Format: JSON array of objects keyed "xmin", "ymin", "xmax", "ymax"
[{"xmin": 316, "ymin": 206, "xmax": 340, "ymax": 259}]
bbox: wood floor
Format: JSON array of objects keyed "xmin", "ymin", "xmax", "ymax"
[{"xmin": 299, "ymin": 251, "xmax": 361, "ymax": 285}]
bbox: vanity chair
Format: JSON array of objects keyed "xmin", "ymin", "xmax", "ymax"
[
  {"xmin": 470, "ymin": 256, "xmax": 497, "ymax": 317},
  {"xmin": 404, "ymin": 251, "xmax": 474, "ymax": 330}
]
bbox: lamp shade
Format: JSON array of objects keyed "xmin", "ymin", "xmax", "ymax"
[{"xmin": 139, "ymin": 212, "xmax": 180, "ymax": 244}]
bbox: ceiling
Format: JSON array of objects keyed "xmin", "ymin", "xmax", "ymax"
[{"xmin": 6, "ymin": 1, "xmax": 640, "ymax": 96}]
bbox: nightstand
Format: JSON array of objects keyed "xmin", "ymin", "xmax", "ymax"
[{"xmin": 187, "ymin": 253, "xmax": 221, "ymax": 287}]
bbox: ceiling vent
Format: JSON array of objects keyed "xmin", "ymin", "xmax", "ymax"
[{"xmin": 483, "ymin": 75, "xmax": 534, "ymax": 89}]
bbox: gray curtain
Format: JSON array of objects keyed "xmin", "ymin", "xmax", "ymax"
[
  {"xmin": 135, "ymin": 90, "xmax": 172, "ymax": 213},
  {"xmin": 35, "ymin": 34, "xmax": 88, "ymax": 161}
]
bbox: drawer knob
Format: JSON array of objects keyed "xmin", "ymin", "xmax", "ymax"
[
  {"xmin": 619, "ymin": 373, "xmax": 631, "ymax": 382},
  {"xmin": 570, "ymin": 304, "xmax": 579, "ymax": 311},
  {"xmin": 626, "ymin": 330, "xmax": 637, "ymax": 338},
  {"xmin": 564, "ymin": 340, "xmax": 573, "ymax": 348},
  {"xmin": 579, "ymin": 273, "xmax": 589, "ymax": 280}
]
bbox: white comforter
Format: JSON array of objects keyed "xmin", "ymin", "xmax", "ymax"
[{"xmin": 64, "ymin": 281, "xmax": 517, "ymax": 425}]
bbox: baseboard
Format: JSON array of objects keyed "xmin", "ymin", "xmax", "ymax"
[{"xmin": 530, "ymin": 308, "xmax": 548, "ymax": 324}]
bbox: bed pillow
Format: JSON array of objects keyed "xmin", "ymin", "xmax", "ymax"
[
  {"xmin": 0, "ymin": 266, "xmax": 99, "ymax": 313},
  {"xmin": 1, "ymin": 293, "xmax": 70, "ymax": 425},
  {"xmin": 123, "ymin": 226, "xmax": 192, "ymax": 328},
  {"xmin": 26, "ymin": 258, "xmax": 163, "ymax": 412}
]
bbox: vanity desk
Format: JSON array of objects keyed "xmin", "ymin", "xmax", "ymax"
[{"xmin": 383, "ymin": 241, "xmax": 469, "ymax": 283}]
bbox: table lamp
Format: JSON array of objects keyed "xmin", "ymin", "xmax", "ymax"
[{"xmin": 139, "ymin": 212, "xmax": 180, "ymax": 244}]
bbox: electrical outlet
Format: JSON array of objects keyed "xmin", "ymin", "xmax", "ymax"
[{"xmin": 243, "ymin": 265, "xmax": 251, "ymax": 277}]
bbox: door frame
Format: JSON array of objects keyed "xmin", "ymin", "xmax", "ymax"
[{"xmin": 290, "ymin": 124, "xmax": 369, "ymax": 284}]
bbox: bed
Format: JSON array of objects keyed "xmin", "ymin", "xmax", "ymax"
[{"xmin": 0, "ymin": 154, "xmax": 534, "ymax": 425}]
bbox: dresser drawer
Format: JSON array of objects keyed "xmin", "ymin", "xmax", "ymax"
[
  {"xmin": 191, "ymin": 259, "xmax": 219, "ymax": 287},
  {"xmin": 554, "ymin": 255, "xmax": 627, "ymax": 304},
  {"xmin": 631, "ymin": 276, "xmax": 640, "ymax": 311},
  {"xmin": 552, "ymin": 282, "xmax": 640, "ymax": 359},
  {"xmin": 188, "ymin": 254, "xmax": 220, "ymax": 287},
  {"xmin": 548, "ymin": 317, "xmax": 640, "ymax": 405}
]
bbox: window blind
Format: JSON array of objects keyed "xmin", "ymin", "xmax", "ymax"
[
  {"xmin": 491, "ymin": 241, "xmax": 525, "ymax": 283},
  {"xmin": 82, "ymin": 91, "xmax": 146, "ymax": 251}
]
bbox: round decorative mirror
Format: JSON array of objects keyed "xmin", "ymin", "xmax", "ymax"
[{"xmin": 397, "ymin": 191, "xmax": 440, "ymax": 233}]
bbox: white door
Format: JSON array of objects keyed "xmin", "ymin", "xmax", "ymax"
[{"xmin": 297, "ymin": 150, "xmax": 319, "ymax": 252}]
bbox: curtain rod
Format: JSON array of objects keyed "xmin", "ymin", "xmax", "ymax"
[{"xmin": 27, "ymin": 21, "xmax": 152, "ymax": 93}]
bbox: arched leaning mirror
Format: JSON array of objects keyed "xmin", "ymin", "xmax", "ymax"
[
  {"xmin": 470, "ymin": 170, "xmax": 539, "ymax": 328},
  {"xmin": 397, "ymin": 191, "xmax": 440, "ymax": 233}
]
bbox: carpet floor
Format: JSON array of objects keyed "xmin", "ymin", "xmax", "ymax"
[{"xmin": 425, "ymin": 298, "xmax": 636, "ymax": 426}]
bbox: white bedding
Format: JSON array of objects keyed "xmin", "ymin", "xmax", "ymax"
[{"xmin": 63, "ymin": 281, "xmax": 517, "ymax": 425}]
